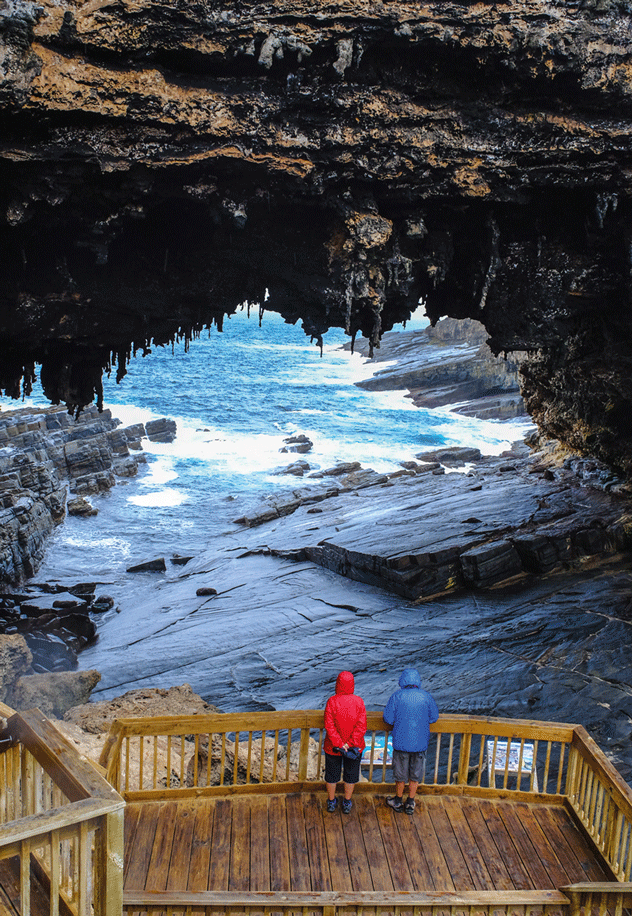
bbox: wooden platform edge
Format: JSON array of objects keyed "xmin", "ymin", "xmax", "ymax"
[{"xmin": 124, "ymin": 890, "xmax": 572, "ymax": 906}]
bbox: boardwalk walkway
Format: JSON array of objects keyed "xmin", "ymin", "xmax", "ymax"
[{"xmin": 124, "ymin": 792, "xmax": 611, "ymax": 895}]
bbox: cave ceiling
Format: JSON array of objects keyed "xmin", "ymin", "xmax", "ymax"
[{"xmin": 2, "ymin": 0, "xmax": 632, "ymax": 473}]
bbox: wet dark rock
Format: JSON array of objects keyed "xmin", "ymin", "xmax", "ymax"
[
  {"xmin": 416, "ymin": 447, "xmax": 483, "ymax": 466},
  {"xmin": 145, "ymin": 418, "xmax": 177, "ymax": 443},
  {"xmin": 92, "ymin": 595, "xmax": 115, "ymax": 612},
  {"xmin": 67, "ymin": 496, "xmax": 98, "ymax": 517},
  {"xmin": 170, "ymin": 555, "xmax": 193, "ymax": 566},
  {"xmin": 280, "ymin": 435, "xmax": 313, "ymax": 454},
  {"xmin": 196, "ymin": 587, "xmax": 218, "ymax": 597},
  {"xmin": 127, "ymin": 557, "xmax": 167, "ymax": 573},
  {"xmin": 309, "ymin": 462, "xmax": 362, "ymax": 479},
  {"xmin": 273, "ymin": 460, "xmax": 310, "ymax": 477}
]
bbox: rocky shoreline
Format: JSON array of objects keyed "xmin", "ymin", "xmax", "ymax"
[
  {"xmin": 0, "ymin": 404, "xmax": 178, "ymax": 674},
  {"xmin": 1, "ymin": 321, "xmax": 632, "ymax": 783}
]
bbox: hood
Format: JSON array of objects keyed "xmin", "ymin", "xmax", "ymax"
[
  {"xmin": 398, "ymin": 668, "xmax": 422, "ymax": 689},
  {"xmin": 335, "ymin": 671, "xmax": 355, "ymax": 695}
]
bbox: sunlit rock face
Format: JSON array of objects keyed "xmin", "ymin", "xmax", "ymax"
[{"xmin": 1, "ymin": 0, "xmax": 632, "ymax": 472}]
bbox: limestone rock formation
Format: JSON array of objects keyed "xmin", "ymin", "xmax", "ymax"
[
  {"xmin": 1, "ymin": 1, "xmax": 632, "ymax": 474},
  {"xmin": 0, "ymin": 404, "xmax": 146, "ymax": 581}
]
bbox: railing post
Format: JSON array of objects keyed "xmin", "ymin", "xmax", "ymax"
[{"xmin": 95, "ymin": 807, "xmax": 124, "ymax": 916}]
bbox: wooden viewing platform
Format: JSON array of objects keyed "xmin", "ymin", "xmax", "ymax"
[{"xmin": 3, "ymin": 705, "xmax": 632, "ymax": 916}]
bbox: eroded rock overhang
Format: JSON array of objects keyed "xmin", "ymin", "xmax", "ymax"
[{"xmin": 1, "ymin": 0, "xmax": 632, "ymax": 472}]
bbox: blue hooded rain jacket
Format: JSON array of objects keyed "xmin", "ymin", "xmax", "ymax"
[{"xmin": 383, "ymin": 668, "xmax": 439, "ymax": 753}]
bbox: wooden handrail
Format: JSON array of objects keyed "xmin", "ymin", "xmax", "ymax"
[
  {"xmin": 6, "ymin": 709, "xmax": 122, "ymax": 805},
  {"xmin": 0, "ymin": 796, "xmax": 125, "ymax": 855}
]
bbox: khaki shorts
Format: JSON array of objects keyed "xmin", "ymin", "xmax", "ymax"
[{"xmin": 393, "ymin": 749, "xmax": 426, "ymax": 783}]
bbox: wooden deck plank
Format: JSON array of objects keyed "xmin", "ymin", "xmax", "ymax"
[
  {"xmin": 477, "ymin": 799, "xmax": 533, "ymax": 888},
  {"xmin": 187, "ymin": 800, "xmax": 214, "ymax": 891},
  {"xmin": 496, "ymin": 801, "xmax": 559, "ymax": 889},
  {"xmin": 228, "ymin": 796, "xmax": 250, "ymax": 891},
  {"xmin": 393, "ymin": 803, "xmax": 435, "ymax": 892},
  {"xmin": 353, "ymin": 795, "xmax": 393, "ymax": 891},
  {"xmin": 339, "ymin": 797, "xmax": 374, "ymax": 892},
  {"xmin": 268, "ymin": 794, "xmax": 291, "ymax": 892},
  {"xmin": 303, "ymin": 793, "xmax": 332, "ymax": 891},
  {"xmin": 249, "ymin": 795, "xmax": 270, "ymax": 891},
  {"xmin": 459, "ymin": 798, "xmax": 515, "ymax": 890},
  {"xmin": 285, "ymin": 792, "xmax": 311, "ymax": 891},
  {"xmin": 166, "ymin": 799, "xmax": 197, "ymax": 891},
  {"xmin": 322, "ymin": 800, "xmax": 354, "ymax": 892},
  {"xmin": 441, "ymin": 796, "xmax": 495, "ymax": 890},
  {"xmin": 122, "ymin": 792, "xmax": 614, "ymax": 900},
  {"xmin": 413, "ymin": 798, "xmax": 455, "ymax": 891},
  {"xmin": 374, "ymin": 798, "xmax": 415, "ymax": 891},
  {"xmin": 123, "ymin": 803, "xmax": 142, "ymax": 880},
  {"xmin": 125, "ymin": 801, "xmax": 161, "ymax": 891},
  {"xmin": 428, "ymin": 797, "xmax": 476, "ymax": 890},
  {"xmin": 513, "ymin": 801, "xmax": 574, "ymax": 888},
  {"xmin": 208, "ymin": 798, "xmax": 232, "ymax": 891},
  {"xmin": 537, "ymin": 805, "xmax": 611, "ymax": 881},
  {"xmin": 145, "ymin": 800, "xmax": 179, "ymax": 891}
]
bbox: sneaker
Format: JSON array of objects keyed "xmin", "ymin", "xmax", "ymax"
[
  {"xmin": 326, "ymin": 798, "xmax": 338, "ymax": 813},
  {"xmin": 404, "ymin": 799, "xmax": 416, "ymax": 815},
  {"xmin": 386, "ymin": 795, "xmax": 404, "ymax": 811},
  {"xmin": 341, "ymin": 798, "xmax": 352, "ymax": 814}
]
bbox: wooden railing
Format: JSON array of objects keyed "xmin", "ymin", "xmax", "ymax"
[
  {"xmin": 98, "ymin": 711, "xmax": 576, "ymax": 801},
  {"xmin": 0, "ymin": 707, "xmax": 125, "ymax": 916},
  {"xmin": 562, "ymin": 882, "xmax": 632, "ymax": 916},
  {"xmin": 566, "ymin": 727, "xmax": 632, "ymax": 882},
  {"xmin": 4, "ymin": 707, "xmax": 631, "ymax": 916}
]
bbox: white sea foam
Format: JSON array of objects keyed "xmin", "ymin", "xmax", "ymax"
[{"xmin": 129, "ymin": 488, "xmax": 188, "ymax": 508}]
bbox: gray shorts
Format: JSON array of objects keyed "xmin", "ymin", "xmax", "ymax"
[{"xmin": 393, "ymin": 749, "xmax": 426, "ymax": 784}]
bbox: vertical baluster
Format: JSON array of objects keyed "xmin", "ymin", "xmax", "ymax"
[
  {"xmin": 50, "ymin": 828, "xmax": 60, "ymax": 916},
  {"xmin": 124, "ymin": 737, "xmax": 130, "ymax": 793},
  {"xmin": 259, "ymin": 730, "xmax": 266, "ymax": 784},
  {"xmin": 530, "ymin": 739, "xmax": 539, "ymax": 792},
  {"xmin": 20, "ymin": 838, "xmax": 30, "ymax": 916},
  {"xmin": 153, "ymin": 735, "xmax": 158, "ymax": 790},
  {"xmin": 233, "ymin": 733, "xmax": 240, "ymax": 784},
  {"xmin": 78, "ymin": 821, "xmax": 89, "ymax": 916},
  {"xmin": 180, "ymin": 736, "xmax": 185, "ymax": 787},
  {"xmin": 167, "ymin": 735, "xmax": 173, "ymax": 789},
  {"xmin": 476, "ymin": 734, "xmax": 485, "ymax": 788},
  {"xmin": 206, "ymin": 733, "xmax": 212, "ymax": 788},
  {"xmin": 138, "ymin": 736, "xmax": 144, "ymax": 792},
  {"xmin": 623, "ymin": 821, "xmax": 632, "ymax": 881},
  {"xmin": 272, "ymin": 731, "xmax": 280, "ymax": 784},
  {"xmin": 316, "ymin": 728, "xmax": 324, "ymax": 782},
  {"xmin": 285, "ymin": 731, "xmax": 292, "ymax": 782},
  {"xmin": 0, "ymin": 748, "xmax": 6, "ymax": 822},
  {"xmin": 447, "ymin": 734, "xmax": 455, "ymax": 786},
  {"xmin": 557, "ymin": 742, "xmax": 567, "ymax": 796},
  {"xmin": 543, "ymin": 741, "xmax": 552, "ymax": 793},
  {"xmin": 516, "ymin": 740, "xmax": 526, "ymax": 792},
  {"xmin": 433, "ymin": 734, "xmax": 442, "ymax": 785},
  {"xmin": 193, "ymin": 735, "xmax": 200, "ymax": 788},
  {"xmin": 367, "ymin": 733, "xmax": 376, "ymax": 784},
  {"xmin": 593, "ymin": 783, "xmax": 606, "ymax": 848},
  {"xmin": 246, "ymin": 731, "xmax": 253, "ymax": 784},
  {"xmin": 220, "ymin": 733, "xmax": 226, "ymax": 787}
]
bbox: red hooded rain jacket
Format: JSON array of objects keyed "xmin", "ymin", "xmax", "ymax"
[{"xmin": 324, "ymin": 671, "xmax": 367, "ymax": 756}]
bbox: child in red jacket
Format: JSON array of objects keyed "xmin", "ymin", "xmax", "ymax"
[{"xmin": 324, "ymin": 671, "xmax": 367, "ymax": 813}]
